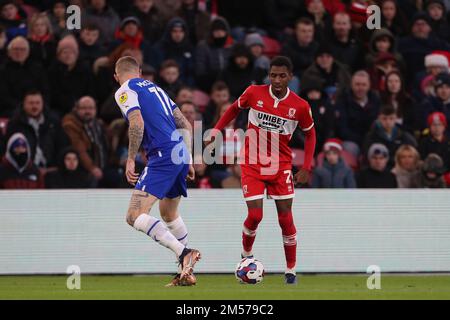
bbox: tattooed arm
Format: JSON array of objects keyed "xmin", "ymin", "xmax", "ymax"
[
  {"xmin": 173, "ymin": 107, "xmax": 195, "ymax": 180},
  {"xmin": 173, "ymin": 107, "xmax": 193, "ymax": 155},
  {"xmin": 126, "ymin": 109, "xmax": 144, "ymax": 185}
]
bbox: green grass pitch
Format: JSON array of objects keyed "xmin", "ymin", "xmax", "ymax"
[{"xmin": 1, "ymin": 274, "xmax": 450, "ymax": 300}]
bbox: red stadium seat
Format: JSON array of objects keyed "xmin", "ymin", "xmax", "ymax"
[{"xmin": 291, "ymin": 148, "xmax": 316, "ymax": 168}]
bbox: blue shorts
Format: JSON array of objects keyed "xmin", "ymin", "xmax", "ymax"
[{"xmin": 135, "ymin": 148, "xmax": 189, "ymax": 200}]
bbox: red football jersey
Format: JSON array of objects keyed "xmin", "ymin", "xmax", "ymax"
[{"xmin": 236, "ymin": 84, "xmax": 314, "ymax": 174}]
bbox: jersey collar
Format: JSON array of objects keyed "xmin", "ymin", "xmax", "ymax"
[{"xmin": 269, "ymin": 85, "xmax": 290, "ymax": 102}]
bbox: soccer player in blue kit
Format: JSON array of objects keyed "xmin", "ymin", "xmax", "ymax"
[{"xmin": 114, "ymin": 56, "xmax": 201, "ymax": 287}]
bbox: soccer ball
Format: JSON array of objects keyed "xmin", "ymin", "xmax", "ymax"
[{"xmin": 235, "ymin": 258, "xmax": 265, "ymax": 284}]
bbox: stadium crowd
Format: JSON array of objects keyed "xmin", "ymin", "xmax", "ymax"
[{"xmin": 0, "ymin": 0, "xmax": 449, "ymax": 189}]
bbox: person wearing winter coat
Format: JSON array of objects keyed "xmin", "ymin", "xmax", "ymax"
[
  {"xmin": 0, "ymin": 133, "xmax": 44, "ymax": 189},
  {"xmin": 312, "ymin": 138, "xmax": 356, "ymax": 188},
  {"xmin": 391, "ymin": 144, "xmax": 421, "ymax": 188}
]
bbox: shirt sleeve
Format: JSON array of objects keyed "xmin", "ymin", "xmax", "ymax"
[
  {"xmin": 237, "ymin": 85, "xmax": 253, "ymax": 110},
  {"xmin": 115, "ymin": 89, "xmax": 141, "ymax": 119},
  {"xmin": 298, "ymin": 102, "xmax": 315, "ymax": 132},
  {"xmin": 169, "ymin": 98, "xmax": 178, "ymax": 112}
]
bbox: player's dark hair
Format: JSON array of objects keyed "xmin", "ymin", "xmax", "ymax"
[
  {"xmin": 0, "ymin": 25, "xmax": 5, "ymax": 34},
  {"xmin": 270, "ymin": 56, "xmax": 293, "ymax": 73},
  {"xmin": 380, "ymin": 104, "xmax": 397, "ymax": 116}
]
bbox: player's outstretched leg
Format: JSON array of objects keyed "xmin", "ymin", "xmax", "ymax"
[
  {"xmin": 242, "ymin": 200, "xmax": 263, "ymax": 258},
  {"xmin": 127, "ymin": 191, "xmax": 200, "ymax": 285},
  {"xmin": 276, "ymin": 199, "xmax": 297, "ymax": 284},
  {"xmin": 160, "ymin": 197, "xmax": 197, "ymax": 287}
]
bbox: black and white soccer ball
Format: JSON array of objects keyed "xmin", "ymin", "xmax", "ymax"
[{"xmin": 235, "ymin": 258, "xmax": 265, "ymax": 284}]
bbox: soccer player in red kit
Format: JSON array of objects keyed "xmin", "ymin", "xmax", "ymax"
[{"xmin": 207, "ymin": 56, "xmax": 316, "ymax": 284}]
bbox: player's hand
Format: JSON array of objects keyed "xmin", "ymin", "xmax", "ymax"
[
  {"xmin": 294, "ymin": 168, "xmax": 310, "ymax": 185},
  {"xmin": 187, "ymin": 164, "xmax": 195, "ymax": 181},
  {"xmin": 126, "ymin": 159, "xmax": 139, "ymax": 186}
]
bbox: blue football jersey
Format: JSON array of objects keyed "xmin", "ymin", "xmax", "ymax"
[{"xmin": 114, "ymin": 78, "xmax": 183, "ymax": 158}]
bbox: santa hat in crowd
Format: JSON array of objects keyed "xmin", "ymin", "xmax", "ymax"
[
  {"xmin": 425, "ymin": 53, "xmax": 449, "ymax": 71},
  {"xmin": 323, "ymin": 138, "xmax": 343, "ymax": 153},
  {"xmin": 348, "ymin": 2, "xmax": 368, "ymax": 24},
  {"xmin": 427, "ymin": 112, "xmax": 448, "ymax": 128}
]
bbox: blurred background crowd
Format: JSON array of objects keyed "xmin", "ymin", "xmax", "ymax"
[{"xmin": 0, "ymin": 0, "xmax": 449, "ymax": 189}]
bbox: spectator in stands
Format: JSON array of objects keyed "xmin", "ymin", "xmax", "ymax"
[
  {"xmin": 263, "ymin": 0, "xmax": 307, "ymax": 39},
  {"xmin": 157, "ymin": 59, "xmax": 184, "ymax": 100},
  {"xmin": 381, "ymin": 70, "xmax": 416, "ymax": 134},
  {"xmin": 419, "ymin": 112, "xmax": 450, "ymax": 169},
  {"xmin": 418, "ymin": 72, "xmax": 450, "ymax": 132},
  {"xmin": 245, "ymin": 33, "xmax": 271, "ymax": 72},
  {"xmin": 48, "ymin": 35, "xmax": 95, "ymax": 116},
  {"xmin": 176, "ymin": 0, "xmax": 211, "ymax": 44},
  {"xmin": 0, "ymin": 0, "xmax": 27, "ymax": 41},
  {"xmin": 312, "ymin": 138, "xmax": 356, "ymax": 188},
  {"xmin": 62, "ymin": 96, "xmax": 115, "ymax": 188},
  {"xmin": 0, "ymin": 36, "xmax": 49, "ymax": 118},
  {"xmin": 129, "ymin": 0, "xmax": 167, "ymax": 44},
  {"xmin": 220, "ymin": 43, "xmax": 266, "ymax": 100},
  {"xmin": 363, "ymin": 105, "xmax": 417, "ymax": 168},
  {"xmin": 365, "ymin": 28, "xmax": 406, "ymax": 73},
  {"xmin": 47, "ymin": 0, "xmax": 68, "ymax": 39},
  {"xmin": 300, "ymin": 80, "xmax": 335, "ymax": 152},
  {"xmin": 391, "ymin": 144, "xmax": 421, "ymax": 188},
  {"xmin": 301, "ymin": 43, "xmax": 351, "ymax": 105},
  {"xmin": 208, "ymin": 102, "xmax": 242, "ymax": 188},
  {"xmin": 78, "ymin": 23, "xmax": 106, "ymax": 68},
  {"xmin": 6, "ymin": 90, "xmax": 69, "ymax": 176},
  {"xmin": 0, "ymin": 25, "xmax": 6, "ymax": 63},
  {"xmin": 179, "ymin": 101, "xmax": 203, "ymax": 136},
  {"xmin": 27, "ymin": 12, "xmax": 56, "ymax": 67},
  {"xmin": 203, "ymin": 81, "xmax": 231, "ymax": 129},
  {"xmin": 82, "ymin": 0, "xmax": 121, "ymax": 48},
  {"xmin": 367, "ymin": 52, "xmax": 400, "ymax": 92},
  {"xmin": 195, "ymin": 16, "xmax": 233, "ymax": 92},
  {"xmin": 45, "ymin": 147, "xmax": 94, "ymax": 188},
  {"xmin": 304, "ymin": 0, "xmax": 333, "ymax": 42},
  {"xmin": 398, "ymin": 12, "xmax": 450, "ymax": 84},
  {"xmin": 413, "ymin": 52, "xmax": 449, "ymax": 102},
  {"xmin": 335, "ymin": 71, "xmax": 381, "ymax": 155},
  {"xmin": 110, "ymin": 16, "xmax": 154, "ymax": 65},
  {"xmin": 175, "ymin": 86, "xmax": 194, "ymax": 106},
  {"xmin": 380, "ymin": 0, "xmax": 409, "ymax": 36},
  {"xmin": 425, "ymin": 0, "xmax": 450, "ymax": 42},
  {"xmin": 0, "ymin": 133, "xmax": 44, "ymax": 189},
  {"xmin": 357, "ymin": 143, "xmax": 398, "ymax": 188},
  {"xmin": 327, "ymin": 11, "xmax": 363, "ymax": 71},
  {"xmin": 153, "ymin": 17, "xmax": 195, "ymax": 86},
  {"xmin": 281, "ymin": 17, "xmax": 319, "ymax": 79},
  {"xmin": 418, "ymin": 153, "xmax": 447, "ymax": 188}
]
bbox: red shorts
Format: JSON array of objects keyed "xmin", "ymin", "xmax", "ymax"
[{"xmin": 241, "ymin": 166, "xmax": 295, "ymax": 201}]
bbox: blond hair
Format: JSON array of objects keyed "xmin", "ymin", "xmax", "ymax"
[
  {"xmin": 395, "ymin": 145, "xmax": 420, "ymax": 169},
  {"xmin": 28, "ymin": 13, "xmax": 53, "ymax": 38},
  {"xmin": 115, "ymin": 56, "xmax": 141, "ymax": 76}
]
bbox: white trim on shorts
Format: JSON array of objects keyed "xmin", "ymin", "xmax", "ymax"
[
  {"xmin": 267, "ymin": 193, "xmax": 295, "ymax": 200},
  {"xmin": 244, "ymin": 194, "xmax": 266, "ymax": 201}
]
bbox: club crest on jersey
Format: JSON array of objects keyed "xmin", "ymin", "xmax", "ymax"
[
  {"xmin": 257, "ymin": 100, "xmax": 264, "ymax": 108},
  {"xmin": 288, "ymin": 108, "xmax": 296, "ymax": 119},
  {"xmin": 119, "ymin": 92, "xmax": 128, "ymax": 105}
]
